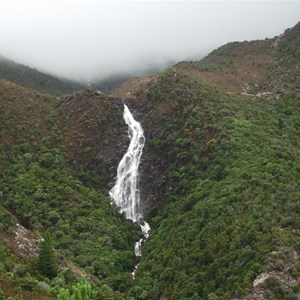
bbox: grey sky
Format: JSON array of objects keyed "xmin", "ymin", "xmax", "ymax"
[{"xmin": 0, "ymin": 0, "xmax": 299, "ymax": 81}]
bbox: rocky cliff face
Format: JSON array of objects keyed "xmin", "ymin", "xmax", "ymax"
[
  {"xmin": 57, "ymin": 89, "xmax": 166, "ymax": 212},
  {"xmin": 59, "ymin": 90, "xmax": 127, "ymax": 191}
]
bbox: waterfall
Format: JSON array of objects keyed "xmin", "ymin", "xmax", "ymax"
[{"xmin": 109, "ymin": 104, "xmax": 150, "ymax": 257}]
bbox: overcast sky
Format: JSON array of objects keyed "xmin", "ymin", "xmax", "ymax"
[{"xmin": 0, "ymin": 0, "xmax": 299, "ymax": 81}]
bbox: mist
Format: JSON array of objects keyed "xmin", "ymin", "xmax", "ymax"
[{"xmin": 0, "ymin": 0, "xmax": 299, "ymax": 82}]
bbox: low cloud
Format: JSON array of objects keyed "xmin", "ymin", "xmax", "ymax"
[{"xmin": 0, "ymin": 1, "xmax": 299, "ymax": 81}]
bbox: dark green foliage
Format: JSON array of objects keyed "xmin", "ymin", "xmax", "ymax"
[
  {"xmin": 17, "ymin": 274, "xmax": 39, "ymax": 291},
  {"xmin": 265, "ymin": 276, "xmax": 299, "ymax": 299},
  {"xmin": 0, "ymin": 245, "xmax": 8, "ymax": 265},
  {"xmin": 37, "ymin": 232, "xmax": 58, "ymax": 279},
  {"xmin": 0, "ymin": 288, "xmax": 4, "ymax": 300},
  {"xmin": 0, "ymin": 206, "xmax": 16, "ymax": 232},
  {"xmin": 98, "ymin": 284, "xmax": 114, "ymax": 300},
  {"xmin": 0, "ymin": 143, "xmax": 139, "ymax": 296},
  {"xmin": 130, "ymin": 69, "xmax": 300, "ymax": 299}
]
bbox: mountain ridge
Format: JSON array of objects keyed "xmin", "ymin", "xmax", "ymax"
[
  {"xmin": 0, "ymin": 55, "xmax": 85, "ymax": 96},
  {"xmin": 111, "ymin": 21, "xmax": 300, "ymax": 100}
]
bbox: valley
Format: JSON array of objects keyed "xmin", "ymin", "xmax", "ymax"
[{"xmin": 0, "ymin": 22, "xmax": 299, "ymax": 300}]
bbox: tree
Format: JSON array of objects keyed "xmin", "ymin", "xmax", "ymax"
[
  {"xmin": 208, "ymin": 293, "xmax": 219, "ymax": 300},
  {"xmin": 37, "ymin": 232, "xmax": 57, "ymax": 279},
  {"xmin": 57, "ymin": 277, "xmax": 98, "ymax": 300},
  {"xmin": 0, "ymin": 245, "xmax": 8, "ymax": 264},
  {"xmin": 98, "ymin": 284, "xmax": 114, "ymax": 300}
]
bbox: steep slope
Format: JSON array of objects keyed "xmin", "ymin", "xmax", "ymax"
[
  {"xmin": 0, "ymin": 55, "xmax": 84, "ymax": 95},
  {"xmin": 174, "ymin": 38, "xmax": 275, "ymax": 94},
  {"xmin": 116, "ymin": 68, "xmax": 299, "ymax": 300},
  {"xmin": 58, "ymin": 90, "xmax": 127, "ymax": 190},
  {"xmin": 175, "ymin": 21, "xmax": 300, "ymax": 97},
  {"xmin": 108, "ymin": 23, "xmax": 300, "ymax": 299},
  {"xmin": 265, "ymin": 21, "xmax": 300, "ymax": 94},
  {"xmin": 0, "ymin": 79, "xmax": 140, "ymax": 299}
]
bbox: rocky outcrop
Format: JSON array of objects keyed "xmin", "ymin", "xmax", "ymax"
[
  {"xmin": 14, "ymin": 223, "xmax": 43, "ymax": 258},
  {"xmin": 232, "ymin": 247, "xmax": 300, "ymax": 300}
]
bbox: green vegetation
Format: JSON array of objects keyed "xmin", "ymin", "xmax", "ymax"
[
  {"xmin": 57, "ymin": 277, "xmax": 134, "ymax": 300},
  {"xmin": 57, "ymin": 277, "xmax": 98, "ymax": 300},
  {"xmin": 0, "ymin": 142, "xmax": 139, "ymax": 299},
  {"xmin": 37, "ymin": 232, "xmax": 58, "ymax": 279},
  {"xmin": 0, "ymin": 55, "xmax": 83, "ymax": 95},
  {"xmin": 129, "ymin": 69, "xmax": 300, "ymax": 299},
  {"xmin": 0, "ymin": 22, "xmax": 299, "ymax": 300},
  {"xmin": 0, "ymin": 288, "xmax": 4, "ymax": 300}
]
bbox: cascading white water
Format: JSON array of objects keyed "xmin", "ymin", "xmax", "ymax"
[
  {"xmin": 134, "ymin": 221, "xmax": 150, "ymax": 256},
  {"xmin": 109, "ymin": 104, "xmax": 150, "ymax": 257}
]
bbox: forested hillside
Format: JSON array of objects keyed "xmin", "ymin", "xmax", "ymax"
[
  {"xmin": 174, "ymin": 21, "xmax": 300, "ymax": 96},
  {"xmin": 0, "ymin": 78, "xmax": 140, "ymax": 299},
  {"xmin": 110, "ymin": 22, "xmax": 300, "ymax": 299},
  {"xmin": 0, "ymin": 22, "xmax": 299, "ymax": 299},
  {"xmin": 129, "ymin": 69, "xmax": 300, "ymax": 299},
  {"xmin": 0, "ymin": 55, "xmax": 84, "ymax": 96}
]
